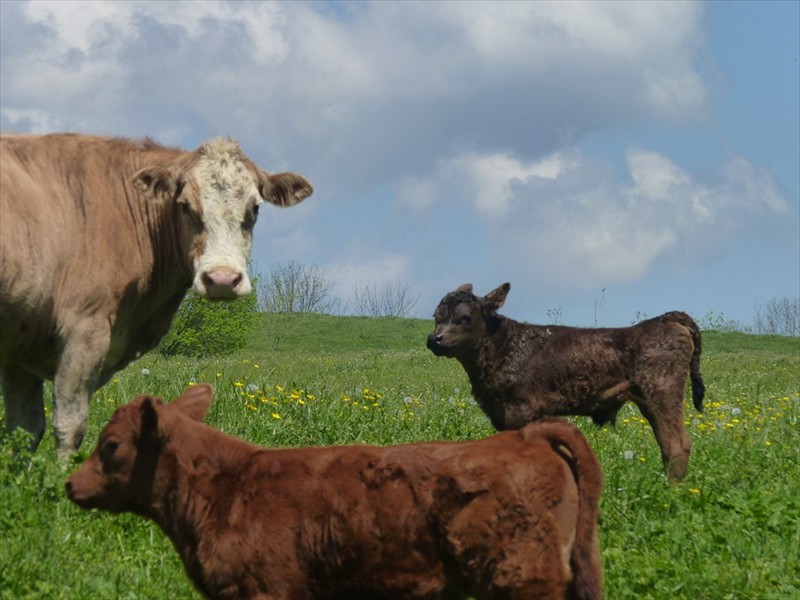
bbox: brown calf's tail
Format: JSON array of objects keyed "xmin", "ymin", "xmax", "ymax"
[
  {"xmin": 662, "ymin": 311, "xmax": 705, "ymax": 412},
  {"xmin": 534, "ymin": 419, "xmax": 604, "ymax": 600}
]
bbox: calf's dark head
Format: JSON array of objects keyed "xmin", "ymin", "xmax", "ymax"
[
  {"xmin": 427, "ymin": 282, "xmax": 510, "ymax": 358},
  {"xmin": 65, "ymin": 385, "xmax": 213, "ymax": 514}
]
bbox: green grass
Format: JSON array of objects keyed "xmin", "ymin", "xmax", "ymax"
[{"xmin": 1, "ymin": 314, "xmax": 798, "ymax": 599}]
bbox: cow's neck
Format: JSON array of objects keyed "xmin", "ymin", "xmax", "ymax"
[
  {"xmin": 146, "ymin": 422, "xmax": 261, "ymax": 575},
  {"xmin": 131, "ymin": 147, "xmax": 195, "ymax": 298},
  {"xmin": 459, "ymin": 317, "xmax": 515, "ymax": 393}
]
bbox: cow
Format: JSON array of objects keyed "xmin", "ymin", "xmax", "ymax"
[
  {"xmin": 66, "ymin": 384, "xmax": 604, "ymax": 600},
  {"xmin": 427, "ymin": 283, "xmax": 705, "ymax": 482},
  {"xmin": 0, "ymin": 133, "xmax": 312, "ymax": 459}
]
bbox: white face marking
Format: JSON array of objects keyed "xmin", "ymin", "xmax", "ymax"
[{"xmin": 187, "ymin": 139, "xmax": 261, "ymax": 299}]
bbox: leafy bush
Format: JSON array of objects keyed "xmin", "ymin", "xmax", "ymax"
[{"xmin": 159, "ymin": 288, "xmax": 260, "ymax": 357}]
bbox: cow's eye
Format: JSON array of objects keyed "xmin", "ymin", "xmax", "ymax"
[
  {"xmin": 242, "ymin": 204, "xmax": 259, "ymax": 231},
  {"xmin": 100, "ymin": 440, "xmax": 119, "ymax": 461},
  {"xmin": 457, "ymin": 315, "xmax": 472, "ymax": 326}
]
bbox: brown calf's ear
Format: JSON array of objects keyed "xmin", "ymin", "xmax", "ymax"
[
  {"xmin": 456, "ymin": 283, "xmax": 473, "ymax": 294},
  {"xmin": 132, "ymin": 167, "xmax": 179, "ymax": 202},
  {"xmin": 140, "ymin": 396, "xmax": 161, "ymax": 438},
  {"xmin": 482, "ymin": 282, "xmax": 511, "ymax": 311},
  {"xmin": 171, "ymin": 384, "xmax": 213, "ymax": 422},
  {"xmin": 259, "ymin": 172, "xmax": 313, "ymax": 207}
]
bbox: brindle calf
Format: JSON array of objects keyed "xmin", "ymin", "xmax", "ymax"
[
  {"xmin": 427, "ymin": 283, "xmax": 705, "ymax": 482},
  {"xmin": 67, "ymin": 385, "xmax": 603, "ymax": 600}
]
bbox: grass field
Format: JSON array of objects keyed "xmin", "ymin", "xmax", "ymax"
[{"xmin": 1, "ymin": 313, "xmax": 799, "ymax": 599}]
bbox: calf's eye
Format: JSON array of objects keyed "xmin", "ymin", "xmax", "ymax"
[{"xmin": 100, "ymin": 440, "xmax": 119, "ymax": 460}]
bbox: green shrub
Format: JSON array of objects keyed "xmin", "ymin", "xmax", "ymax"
[{"xmin": 159, "ymin": 288, "xmax": 260, "ymax": 358}]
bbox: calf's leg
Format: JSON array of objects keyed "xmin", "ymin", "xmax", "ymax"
[
  {"xmin": 636, "ymin": 394, "xmax": 691, "ymax": 482},
  {"xmin": 1, "ymin": 367, "xmax": 45, "ymax": 450}
]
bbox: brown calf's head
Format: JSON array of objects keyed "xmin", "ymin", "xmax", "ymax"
[
  {"xmin": 427, "ymin": 282, "xmax": 510, "ymax": 358},
  {"xmin": 132, "ymin": 138, "xmax": 313, "ymax": 300},
  {"xmin": 65, "ymin": 385, "xmax": 213, "ymax": 514}
]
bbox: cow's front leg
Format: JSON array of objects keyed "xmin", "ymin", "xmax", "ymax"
[
  {"xmin": 52, "ymin": 320, "xmax": 111, "ymax": 460},
  {"xmin": 1, "ymin": 367, "xmax": 46, "ymax": 451},
  {"xmin": 500, "ymin": 394, "xmax": 546, "ymax": 429}
]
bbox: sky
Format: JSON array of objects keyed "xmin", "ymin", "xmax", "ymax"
[{"xmin": 1, "ymin": 0, "xmax": 798, "ymax": 328}]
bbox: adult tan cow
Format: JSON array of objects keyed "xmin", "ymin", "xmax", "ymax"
[{"xmin": 0, "ymin": 133, "xmax": 313, "ymax": 459}]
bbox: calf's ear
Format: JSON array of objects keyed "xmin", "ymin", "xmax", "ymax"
[
  {"xmin": 171, "ymin": 384, "xmax": 213, "ymax": 422},
  {"xmin": 456, "ymin": 283, "xmax": 473, "ymax": 294},
  {"xmin": 140, "ymin": 397, "xmax": 160, "ymax": 438},
  {"xmin": 259, "ymin": 172, "xmax": 313, "ymax": 207},
  {"xmin": 132, "ymin": 167, "xmax": 180, "ymax": 202},
  {"xmin": 482, "ymin": 282, "xmax": 511, "ymax": 311}
]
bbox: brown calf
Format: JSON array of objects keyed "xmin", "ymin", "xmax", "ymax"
[
  {"xmin": 66, "ymin": 385, "xmax": 603, "ymax": 600},
  {"xmin": 427, "ymin": 283, "xmax": 705, "ymax": 482}
]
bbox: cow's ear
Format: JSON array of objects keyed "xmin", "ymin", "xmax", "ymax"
[
  {"xmin": 132, "ymin": 167, "xmax": 179, "ymax": 202},
  {"xmin": 171, "ymin": 384, "xmax": 212, "ymax": 422},
  {"xmin": 140, "ymin": 396, "xmax": 161, "ymax": 438},
  {"xmin": 482, "ymin": 282, "xmax": 511, "ymax": 312},
  {"xmin": 456, "ymin": 283, "xmax": 473, "ymax": 294},
  {"xmin": 259, "ymin": 172, "xmax": 313, "ymax": 207}
]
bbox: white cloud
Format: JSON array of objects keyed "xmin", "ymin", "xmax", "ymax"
[
  {"xmin": 1, "ymin": 1, "xmax": 709, "ymax": 175},
  {"xmin": 402, "ymin": 145, "xmax": 792, "ymax": 290},
  {"xmin": 326, "ymin": 254, "xmax": 414, "ymax": 300}
]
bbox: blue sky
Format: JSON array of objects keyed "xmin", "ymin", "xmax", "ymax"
[{"xmin": 1, "ymin": 0, "xmax": 797, "ymax": 328}]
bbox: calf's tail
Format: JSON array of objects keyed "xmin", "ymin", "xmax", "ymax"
[
  {"xmin": 532, "ymin": 419, "xmax": 604, "ymax": 600},
  {"xmin": 662, "ymin": 311, "xmax": 705, "ymax": 412}
]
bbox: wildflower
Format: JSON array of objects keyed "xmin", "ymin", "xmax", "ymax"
[
  {"xmin": 623, "ymin": 450, "xmax": 634, "ymax": 461},
  {"xmin": 245, "ymin": 383, "xmax": 259, "ymax": 393},
  {"xmin": 141, "ymin": 368, "xmax": 150, "ymax": 376},
  {"xmin": 689, "ymin": 488, "xmax": 700, "ymax": 495},
  {"xmin": 271, "ymin": 413, "xmax": 281, "ymax": 420},
  {"xmin": 234, "ymin": 381, "xmax": 245, "ymax": 388}
]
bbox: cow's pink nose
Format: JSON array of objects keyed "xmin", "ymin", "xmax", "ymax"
[{"xmin": 202, "ymin": 269, "xmax": 243, "ymax": 297}]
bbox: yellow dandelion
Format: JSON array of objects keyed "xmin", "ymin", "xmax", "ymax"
[
  {"xmin": 689, "ymin": 488, "xmax": 700, "ymax": 494},
  {"xmin": 271, "ymin": 413, "xmax": 281, "ymax": 420}
]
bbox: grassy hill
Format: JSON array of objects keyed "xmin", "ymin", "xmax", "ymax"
[{"xmin": 1, "ymin": 314, "xmax": 798, "ymax": 599}]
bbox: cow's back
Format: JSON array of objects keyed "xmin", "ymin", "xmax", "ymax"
[{"xmin": 0, "ymin": 134, "xmax": 185, "ymax": 374}]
